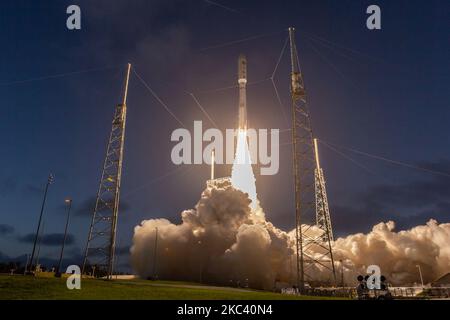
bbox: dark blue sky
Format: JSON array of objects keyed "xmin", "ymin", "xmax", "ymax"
[{"xmin": 0, "ymin": 0, "xmax": 449, "ymax": 271}]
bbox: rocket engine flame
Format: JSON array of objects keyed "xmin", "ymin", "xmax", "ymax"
[{"xmin": 231, "ymin": 129, "xmax": 261, "ymax": 214}]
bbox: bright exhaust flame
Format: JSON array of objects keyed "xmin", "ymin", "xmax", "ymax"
[{"xmin": 231, "ymin": 129, "xmax": 260, "ymax": 214}]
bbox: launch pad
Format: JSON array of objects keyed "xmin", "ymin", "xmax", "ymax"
[{"xmin": 79, "ymin": 28, "xmax": 337, "ymax": 290}]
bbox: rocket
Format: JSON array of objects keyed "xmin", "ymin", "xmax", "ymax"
[{"xmin": 238, "ymin": 54, "xmax": 247, "ymax": 130}]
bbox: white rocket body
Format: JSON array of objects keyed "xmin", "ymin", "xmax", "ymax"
[{"xmin": 238, "ymin": 54, "xmax": 247, "ymax": 130}]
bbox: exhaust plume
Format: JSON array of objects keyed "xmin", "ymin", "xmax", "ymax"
[
  {"xmin": 131, "ymin": 180, "xmax": 292, "ymax": 289},
  {"xmin": 333, "ymin": 219, "xmax": 450, "ymax": 285},
  {"xmin": 231, "ymin": 129, "xmax": 262, "ymax": 215},
  {"xmin": 131, "ymin": 180, "xmax": 450, "ymax": 288}
]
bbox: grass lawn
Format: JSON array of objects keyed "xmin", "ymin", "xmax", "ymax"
[{"xmin": 0, "ymin": 274, "xmax": 345, "ymax": 300}]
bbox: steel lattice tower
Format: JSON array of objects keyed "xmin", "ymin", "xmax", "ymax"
[
  {"xmin": 314, "ymin": 139, "xmax": 334, "ymax": 242},
  {"xmin": 82, "ymin": 63, "xmax": 131, "ymax": 279},
  {"xmin": 288, "ymin": 28, "xmax": 336, "ymax": 291}
]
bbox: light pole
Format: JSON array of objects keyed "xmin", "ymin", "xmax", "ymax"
[
  {"xmin": 56, "ymin": 198, "xmax": 72, "ymax": 277},
  {"xmin": 28, "ymin": 174, "xmax": 53, "ymax": 274},
  {"xmin": 152, "ymin": 227, "xmax": 158, "ymax": 280},
  {"xmin": 198, "ymin": 240, "xmax": 203, "ymax": 283},
  {"xmin": 35, "ymin": 220, "xmax": 46, "ymax": 271},
  {"xmin": 115, "ymin": 237, "xmax": 121, "ymax": 280},
  {"xmin": 416, "ymin": 264, "xmax": 424, "ymax": 288},
  {"xmin": 24, "ymin": 254, "xmax": 30, "ymax": 275}
]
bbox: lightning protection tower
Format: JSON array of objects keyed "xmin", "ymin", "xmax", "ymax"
[
  {"xmin": 314, "ymin": 138, "xmax": 334, "ymax": 243},
  {"xmin": 288, "ymin": 27, "xmax": 336, "ymax": 292},
  {"xmin": 82, "ymin": 63, "xmax": 131, "ymax": 279}
]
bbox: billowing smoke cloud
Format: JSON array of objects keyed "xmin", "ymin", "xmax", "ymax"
[
  {"xmin": 131, "ymin": 180, "xmax": 293, "ymax": 289},
  {"xmin": 131, "ymin": 180, "xmax": 450, "ymax": 289},
  {"xmin": 334, "ymin": 220, "xmax": 450, "ymax": 285}
]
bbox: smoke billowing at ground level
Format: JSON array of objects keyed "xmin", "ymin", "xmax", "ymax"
[{"xmin": 131, "ymin": 181, "xmax": 450, "ymax": 290}]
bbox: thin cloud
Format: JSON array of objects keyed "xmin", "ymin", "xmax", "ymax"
[
  {"xmin": 18, "ymin": 233, "xmax": 75, "ymax": 246},
  {"xmin": 74, "ymin": 196, "xmax": 131, "ymax": 216},
  {"xmin": 0, "ymin": 224, "xmax": 14, "ymax": 236}
]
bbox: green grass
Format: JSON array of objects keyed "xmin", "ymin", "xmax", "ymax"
[{"xmin": 0, "ymin": 274, "xmax": 345, "ymax": 300}]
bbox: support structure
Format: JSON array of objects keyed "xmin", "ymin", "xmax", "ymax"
[
  {"xmin": 82, "ymin": 63, "xmax": 131, "ymax": 279},
  {"xmin": 314, "ymin": 139, "xmax": 336, "ymax": 283},
  {"xmin": 29, "ymin": 174, "xmax": 53, "ymax": 273},
  {"xmin": 56, "ymin": 199, "xmax": 72, "ymax": 277},
  {"xmin": 288, "ymin": 28, "xmax": 336, "ymax": 291},
  {"xmin": 314, "ymin": 139, "xmax": 334, "ymax": 242}
]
